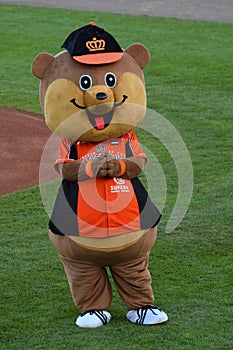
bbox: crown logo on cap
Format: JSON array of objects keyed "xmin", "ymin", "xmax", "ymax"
[{"xmin": 86, "ymin": 37, "xmax": 105, "ymax": 52}]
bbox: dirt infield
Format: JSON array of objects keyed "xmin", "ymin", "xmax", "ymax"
[{"xmin": 0, "ymin": 108, "xmax": 51, "ymax": 195}]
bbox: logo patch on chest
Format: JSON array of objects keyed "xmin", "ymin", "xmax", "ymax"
[{"xmin": 96, "ymin": 145, "xmax": 106, "ymax": 153}]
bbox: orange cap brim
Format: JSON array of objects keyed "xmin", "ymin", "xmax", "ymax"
[{"xmin": 73, "ymin": 52, "xmax": 123, "ymax": 65}]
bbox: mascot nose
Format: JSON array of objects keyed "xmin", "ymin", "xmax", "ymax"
[
  {"xmin": 84, "ymin": 85, "xmax": 114, "ymax": 108},
  {"xmin": 96, "ymin": 92, "xmax": 107, "ymax": 100}
]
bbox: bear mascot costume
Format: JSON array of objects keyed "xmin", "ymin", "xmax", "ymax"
[{"xmin": 32, "ymin": 22, "xmax": 168, "ymax": 328}]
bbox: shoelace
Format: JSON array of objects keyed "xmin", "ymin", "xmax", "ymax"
[
  {"xmin": 136, "ymin": 305, "xmax": 161, "ymax": 325},
  {"xmin": 81, "ymin": 310, "xmax": 108, "ymax": 325}
]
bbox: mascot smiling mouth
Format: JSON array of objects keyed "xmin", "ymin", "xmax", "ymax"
[{"xmin": 70, "ymin": 95, "xmax": 128, "ymax": 130}]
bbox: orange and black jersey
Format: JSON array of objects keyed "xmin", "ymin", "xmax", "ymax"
[{"xmin": 49, "ymin": 131, "xmax": 161, "ymax": 237}]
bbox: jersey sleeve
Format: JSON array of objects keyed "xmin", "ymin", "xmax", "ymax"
[
  {"xmin": 127, "ymin": 131, "xmax": 147, "ymax": 159},
  {"xmin": 54, "ymin": 138, "xmax": 76, "ymax": 172}
]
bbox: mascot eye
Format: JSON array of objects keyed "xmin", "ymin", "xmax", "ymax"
[
  {"xmin": 104, "ymin": 72, "xmax": 116, "ymax": 88},
  {"xmin": 79, "ymin": 75, "xmax": 92, "ymax": 90}
]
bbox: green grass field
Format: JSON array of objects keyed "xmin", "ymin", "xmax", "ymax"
[{"xmin": 1, "ymin": 4, "xmax": 232, "ymax": 350}]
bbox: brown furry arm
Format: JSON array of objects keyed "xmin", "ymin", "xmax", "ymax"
[
  {"xmin": 123, "ymin": 157, "xmax": 147, "ymax": 178},
  {"xmin": 60, "ymin": 160, "xmax": 87, "ymax": 181}
]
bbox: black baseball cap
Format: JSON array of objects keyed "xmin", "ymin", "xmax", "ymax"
[{"xmin": 62, "ymin": 22, "xmax": 124, "ymax": 64}]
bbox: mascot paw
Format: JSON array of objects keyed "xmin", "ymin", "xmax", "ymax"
[
  {"xmin": 126, "ymin": 305, "xmax": 168, "ymax": 325},
  {"xmin": 75, "ymin": 310, "xmax": 111, "ymax": 328}
]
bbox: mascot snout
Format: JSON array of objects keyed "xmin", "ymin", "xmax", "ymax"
[{"xmin": 84, "ymin": 85, "xmax": 114, "ymax": 110}]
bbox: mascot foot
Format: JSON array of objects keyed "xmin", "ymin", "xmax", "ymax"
[
  {"xmin": 126, "ymin": 305, "xmax": 168, "ymax": 325},
  {"xmin": 75, "ymin": 310, "xmax": 111, "ymax": 328}
]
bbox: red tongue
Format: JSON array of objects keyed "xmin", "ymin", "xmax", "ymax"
[{"xmin": 95, "ymin": 117, "xmax": 105, "ymax": 130}]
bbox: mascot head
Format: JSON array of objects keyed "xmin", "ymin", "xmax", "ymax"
[{"xmin": 32, "ymin": 22, "xmax": 150, "ymax": 142}]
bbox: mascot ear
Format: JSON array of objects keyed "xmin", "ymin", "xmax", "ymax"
[
  {"xmin": 125, "ymin": 43, "xmax": 150, "ymax": 69},
  {"xmin": 32, "ymin": 52, "xmax": 55, "ymax": 79}
]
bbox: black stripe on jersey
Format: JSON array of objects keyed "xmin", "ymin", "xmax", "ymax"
[
  {"xmin": 125, "ymin": 137, "xmax": 134, "ymax": 157},
  {"xmin": 131, "ymin": 177, "xmax": 161, "ymax": 229},
  {"xmin": 49, "ymin": 143, "xmax": 79, "ymax": 236},
  {"xmin": 69, "ymin": 142, "xmax": 78, "ymax": 160},
  {"xmin": 49, "ymin": 180, "xmax": 79, "ymax": 236}
]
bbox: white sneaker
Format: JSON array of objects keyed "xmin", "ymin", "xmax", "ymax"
[
  {"xmin": 75, "ymin": 310, "xmax": 111, "ymax": 328},
  {"xmin": 126, "ymin": 305, "xmax": 168, "ymax": 325}
]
